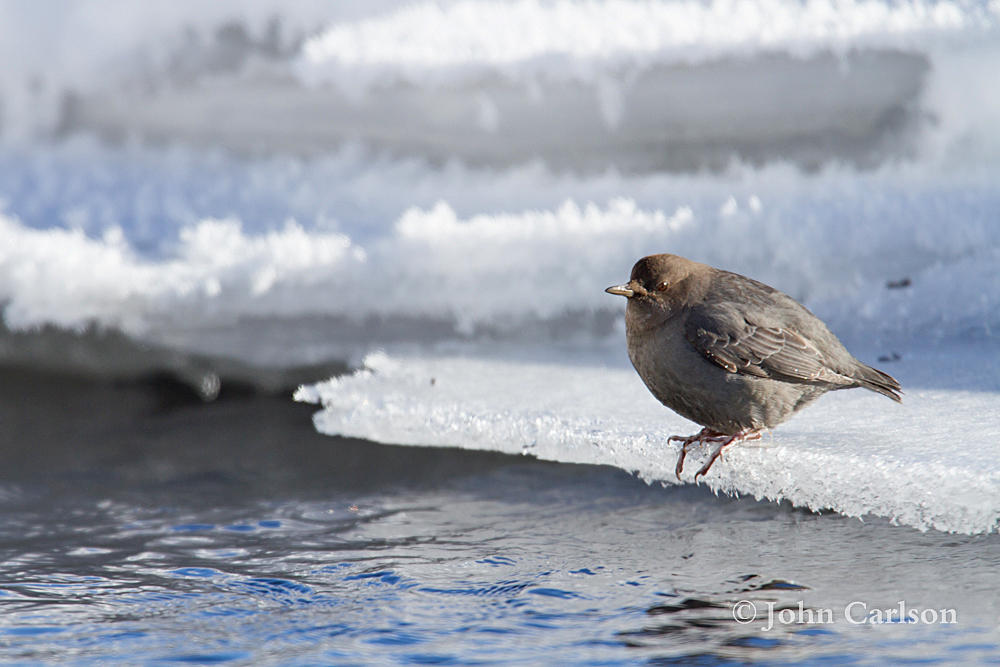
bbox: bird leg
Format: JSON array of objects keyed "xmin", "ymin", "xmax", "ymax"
[{"xmin": 671, "ymin": 428, "xmax": 762, "ymax": 480}]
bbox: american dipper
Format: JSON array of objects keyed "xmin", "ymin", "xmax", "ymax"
[{"xmin": 606, "ymin": 254, "xmax": 901, "ymax": 480}]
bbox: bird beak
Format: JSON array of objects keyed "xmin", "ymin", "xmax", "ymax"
[{"xmin": 605, "ymin": 283, "xmax": 635, "ymax": 298}]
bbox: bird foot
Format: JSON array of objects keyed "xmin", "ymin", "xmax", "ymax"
[
  {"xmin": 670, "ymin": 428, "xmax": 729, "ymax": 478},
  {"xmin": 671, "ymin": 428, "xmax": 762, "ymax": 480}
]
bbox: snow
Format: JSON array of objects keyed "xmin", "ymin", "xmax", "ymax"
[
  {"xmin": 7, "ymin": 2, "xmax": 993, "ymax": 168},
  {"xmin": 295, "ymin": 346, "xmax": 1000, "ymax": 535},
  {"xmin": 0, "ymin": 1, "xmax": 406, "ymax": 140},
  {"xmin": 295, "ymin": 0, "xmax": 991, "ymax": 90},
  {"xmin": 0, "ymin": 211, "xmax": 361, "ymax": 333},
  {"xmin": 288, "ymin": 1, "xmax": 999, "ymax": 167},
  {"xmin": 2, "ymin": 156, "xmax": 999, "ymax": 347}
]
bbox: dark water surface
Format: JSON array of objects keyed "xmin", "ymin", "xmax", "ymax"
[{"xmin": 1, "ymin": 366, "xmax": 998, "ymax": 665}]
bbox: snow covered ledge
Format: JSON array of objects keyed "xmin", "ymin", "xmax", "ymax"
[{"xmin": 295, "ymin": 348, "xmax": 1000, "ymax": 536}]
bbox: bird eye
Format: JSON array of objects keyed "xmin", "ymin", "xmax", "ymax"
[{"xmin": 656, "ymin": 281, "xmax": 669, "ymax": 292}]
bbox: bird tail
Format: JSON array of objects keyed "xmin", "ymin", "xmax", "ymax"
[{"xmin": 853, "ymin": 363, "xmax": 902, "ymax": 402}]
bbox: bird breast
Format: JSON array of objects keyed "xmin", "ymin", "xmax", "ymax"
[{"xmin": 625, "ymin": 307, "xmax": 820, "ymax": 432}]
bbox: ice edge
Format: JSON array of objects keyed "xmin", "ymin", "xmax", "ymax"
[{"xmin": 295, "ymin": 364, "xmax": 1000, "ymax": 537}]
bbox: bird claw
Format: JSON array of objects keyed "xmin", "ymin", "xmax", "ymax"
[
  {"xmin": 674, "ymin": 443, "xmax": 690, "ymax": 479},
  {"xmin": 672, "ymin": 428, "xmax": 762, "ymax": 480},
  {"xmin": 694, "ymin": 442, "xmax": 728, "ymax": 480}
]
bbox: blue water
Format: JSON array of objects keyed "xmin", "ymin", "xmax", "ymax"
[{"xmin": 1, "ymin": 366, "xmax": 997, "ymax": 665}]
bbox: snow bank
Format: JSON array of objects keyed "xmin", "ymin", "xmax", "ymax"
[
  {"xmin": 0, "ymin": 212, "xmax": 361, "ymax": 333},
  {"xmin": 0, "ymin": 1, "xmax": 406, "ymax": 141},
  {"xmin": 8, "ymin": 1, "xmax": 994, "ymax": 169},
  {"xmin": 295, "ymin": 348, "xmax": 1000, "ymax": 535},
  {"xmin": 287, "ymin": 0, "xmax": 1000, "ymax": 169},
  {"xmin": 2, "ymin": 151, "xmax": 999, "ymax": 349},
  {"xmin": 297, "ymin": 0, "xmax": 990, "ymax": 89}
]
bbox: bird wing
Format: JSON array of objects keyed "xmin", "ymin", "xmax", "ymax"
[{"xmin": 685, "ymin": 304, "xmax": 849, "ymax": 385}]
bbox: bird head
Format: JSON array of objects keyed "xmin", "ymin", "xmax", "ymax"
[{"xmin": 605, "ymin": 254, "xmax": 701, "ymax": 307}]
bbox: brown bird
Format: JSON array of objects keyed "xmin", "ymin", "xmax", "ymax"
[{"xmin": 606, "ymin": 254, "xmax": 901, "ymax": 480}]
